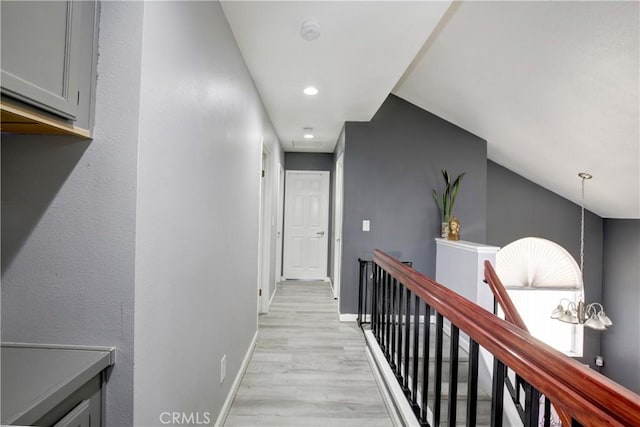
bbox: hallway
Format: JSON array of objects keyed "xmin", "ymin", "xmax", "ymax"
[{"xmin": 224, "ymin": 281, "xmax": 392, "ymax": 426}]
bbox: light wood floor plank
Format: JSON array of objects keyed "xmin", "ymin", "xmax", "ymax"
[{"xmin": 225, "ymin": 281, "xmax": 392, "ymax": 426}]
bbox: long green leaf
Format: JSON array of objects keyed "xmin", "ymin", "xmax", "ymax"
[
  {"xmin": 448, "ymin": 173, "xmax": 466, "ymax": 216},
  {"xmin": 443, "ymin": 185, "xmax": 450, "ymax": 220},
  {"xmin": 442, "ymin": 169, "xmax": 451, "ymax": 187},
  {"xmin": 432, "ymin": 189, "xmax": 442, "ymax": 212}
]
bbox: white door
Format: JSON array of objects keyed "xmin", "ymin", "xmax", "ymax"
[
  {"xmin": 332, "ymin": 154, "xmax": 344, "ymax": 299},
  {"xmin": 283, "ymin": 171, "xmax": 330, "ymax": 280}
]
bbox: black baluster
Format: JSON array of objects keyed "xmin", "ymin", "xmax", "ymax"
[
  {"xmin": 404, "ymin": 288, "xmax": 411, "ymax": 393},
  {"xmin": 466, "ymin": 339, "xmax": 480, "ymax": 427},
  {"xmin": 365, "ymin": 262, "xmax": 370, "ymax": 324},
  {"xmin": 357, "ymin": 260, "xmax": 362, "ymax": 325},
  {"xmin": 412, "ymin": 293, "xmax": 420, "ymax": 414},
  {"xmin": 524, "ymin": 384, "xmax": 540, "ymax": 427},
  {"xmin": 396, "ymin": 284, "xmax": 404, "ymax": 382},
  {"xmin": 372, "ymin": 264, "xmax": 378, "ymax": 336},
  {"xmin": 448, "ymin": 325, "xmax": 460, "ymax": 426},
  {"xmin": 383, "ymin": 271, "xmax": 389, "ymax": 358},
  {"xmin": 421, "ymin": 302, "xmax": 431, "ymax": 423},
  {"xmin": 543, "ymin": 396, "xmax": 551, "ymax": 427},
  {"xmin": 491, "ymin": 358, "xmax": 506, "ymax": 427},
  {"xmin": 376, "ymin": 264, "xmax": 382, "ymax": 340},
  {"xmin": 391, "ymin": 278, "xmax": 398, "ymax": 370},
  {"xmin": 433, "ymin": 313, "xmax": 444, "ymax": 426}
]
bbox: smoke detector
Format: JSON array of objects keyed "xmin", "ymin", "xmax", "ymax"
[{"xmin": 301, "ymin": 21, "xmax": 320, "ymax": 41}]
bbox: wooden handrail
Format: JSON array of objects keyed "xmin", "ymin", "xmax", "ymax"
[
  {"xmin": 484, "ymin": 260, "xmax": 572, "ymax": 426},
  {"xmin": 483, "ymin": 260, "xmax": 528, "ymax": 330},
  {"xmin": 373, "ymin": 249, "xmax": 640, "ymax": 427}
]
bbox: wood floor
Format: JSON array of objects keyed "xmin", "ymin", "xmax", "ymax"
[{"xmin": 224, "ymin": 280, "xmax": 392, "ymax": 427}]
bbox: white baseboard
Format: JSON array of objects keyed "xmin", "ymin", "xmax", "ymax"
[
  {"xmin": 364, "ymin": 330, "xmax": 421, "ymax": 426},
  {"xmin": 339, "ymin": 313, "xmax": 362, "ymax": 322},
  {"xmin": 268, "ymin": 287, "xmax": 277, "ymax": 309},
  {"xmin": 214, "ymin": 330, "xmax": 258, "ymax": 427}
]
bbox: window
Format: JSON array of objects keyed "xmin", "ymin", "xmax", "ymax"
[
  {"xmin": 504, "ymin": 289, "xmax": 583, "ymax": 356},
  {"xmin": 496, "ymin": 237, "xmax": 584, "ymax": 357}
]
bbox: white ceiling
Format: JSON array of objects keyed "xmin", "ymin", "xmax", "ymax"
[
  {"xmin": 222, "ymin": 1, "xmax": 639, "ymax": 219},
  {"xmin": 221, "ymin": 1, "xmax": 452, "ymax": 152}
]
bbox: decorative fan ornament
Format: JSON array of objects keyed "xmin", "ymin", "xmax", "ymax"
[{"xmin": 496, "ymin": 237, "xmax": 582, "ymax": 289}]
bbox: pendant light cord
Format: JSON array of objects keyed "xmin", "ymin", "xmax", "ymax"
[{"xmin": 580, "ymin": 176, "xmax": 585, "ymax": 274}]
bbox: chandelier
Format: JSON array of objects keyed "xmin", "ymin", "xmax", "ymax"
[{"xmin": 550, "ymin": 173, "xmax": 612, "ymax": 330}]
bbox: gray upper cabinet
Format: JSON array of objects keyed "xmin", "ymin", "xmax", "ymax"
[{"xmin": 1, "ymin": 1, "xmax": 98, "ymax": 125}]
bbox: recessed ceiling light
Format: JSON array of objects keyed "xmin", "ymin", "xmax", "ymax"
[
  {"xmin": 303, "ymin": 86, "xmax": 318, "ymax": 96},
  {"xmin": 301, "ymin": 21, "xmax": 320, "ymax": 41},
  {"xmin": 303, "ymin": 128, "xmax": 314, "ymax": 139}
]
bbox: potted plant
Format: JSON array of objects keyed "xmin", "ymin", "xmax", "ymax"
[{"xmin": 432, "ymin": 169, "xmax": 465, "ymax": 238}]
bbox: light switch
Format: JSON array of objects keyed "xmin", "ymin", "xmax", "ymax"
[{"xmin": 362, "ymin": 220, "xmax": 370, "ymax": 231}]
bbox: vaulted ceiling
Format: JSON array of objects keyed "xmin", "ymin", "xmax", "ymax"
[{"xmin": 222, "ymin": 1, "xmax": 639, "ymax": 219}]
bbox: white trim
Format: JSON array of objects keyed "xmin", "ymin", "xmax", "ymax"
[
  {"xmin": 274, "ymin": 164, "xmax": 285, "ymax": 292},
  {"xmin": 323, "ymin": 277, "xmax": 331, "ymax": 283},
  {"xmin": 365, "ymin": 346, "xmax": 403, "ymax": 427},
  {"xmin": 214, "ymin": 330, "xmax": 258, "ymax": 427},
  {"xmin": 332, "ymin": 153, "xmax": 344, "ymax": 300},
  {"xmin": 258, "ymin": 145, "xmax": 273, "ymax": 314},
  {"xmin": 364, "ymin": 330, "xmax": 421, "ymax": 427},
  {"xmin": 339, "ymin": 313, "xmax": 359, "ymax": 322},
  {"xmin": 435, "ymin": 237, "xmax": 500, "ymax": 254},
  {"xmin": 268, "ymin": 286, "xmax": 278, "ymax": 309}
]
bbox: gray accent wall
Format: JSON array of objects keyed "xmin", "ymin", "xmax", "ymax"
[
  {"xmin": 340, "ymin": 95, "xmax": 487, "ymax": 314},
  {"xmin": 487, "ymin": 160, "xmax": 603, "ymax": 368},
  {"xmin": 1, "ymin": 2, "xmax": 144, "ymax": 425},
  {"xmin": 284, "ymin": 152, "xmax": 334, "ymax": 278},
  {"xmin": 602, "ymin": 219, "xmax": 640, "ymax": 393}
]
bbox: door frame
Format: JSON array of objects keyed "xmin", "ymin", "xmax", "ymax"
[
  {"xmin": 283, "ymin": 170, "xmax": 330, "ymax": 280},
  {"xmin": 332, "ymin": 153, "xmax": 344, "ymax": 300},
  {"xmin": 274, "ymin": 164, "xmax": 285, "ymax": 284},
  {"xmin": 258, "ymin": 144, "xmax": 272, "ymax": 314}
]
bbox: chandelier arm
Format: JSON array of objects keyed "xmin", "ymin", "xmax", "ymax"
[{"xmin": 589, "ymin": 302, "xmax": 604, "ymax": 313}]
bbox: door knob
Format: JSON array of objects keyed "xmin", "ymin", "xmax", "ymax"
[{"xmin": 316, "ymin": 231, "xmax": 325, "ymax": 236}]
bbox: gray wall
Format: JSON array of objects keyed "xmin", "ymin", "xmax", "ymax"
[
  {"xmin": 1, "ymin": 2, "xmax": 144, "ymax": 425},
  {"xmin": 602, "ymin": 219, "xmax": 640, "ymax": 393},
  {"xmin": 340, "ymin": 94, "xmax": 487, "ymax": 313},
  {"xmin": 2, "ymin": 2, "xmax": 284, "ymax": 425},
  {"xmin": 486, "ymin": 160, "xmax": 603, "ymax": 368},
  {"xmin": 284, "ymin": 152, "xmax": 334, "ymax": 278},
  {"xmin": 133, "ymin": 2, "xmax": 282, "ymax": 425}
]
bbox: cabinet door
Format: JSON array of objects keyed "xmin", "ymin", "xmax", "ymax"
[
  {"xmin": 53, "ymin": 400, "xmax": 91, "ymax": 427},
  {"xmin": 1, "ymin": 1, "xmax": 81, "ymax": 119}
]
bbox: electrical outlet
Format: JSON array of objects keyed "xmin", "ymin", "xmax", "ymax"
[
  {"xmin": 221, "ymin": 354, "xmax": 227, "ymax": 383},
  {"xmin": 595, "ymin": 355, "xmax": 604, "ymax": 367}
]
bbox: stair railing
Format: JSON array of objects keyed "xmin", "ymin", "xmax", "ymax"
[
  {"xmin": 371, "ymin": 249, "xmax": 640, "ymax": 427},
  {"xmin": 484, "ymin": 260, "xmax": 572, "ymax": 426}
]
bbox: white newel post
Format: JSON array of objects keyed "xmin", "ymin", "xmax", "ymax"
[
  {"xmin": 435, "ymin": 238, "xmax": 500, "ymax": 313},
  {"xmin": 435, "ymin": 238, "xmax": 506, "ymax": 412}
]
